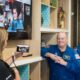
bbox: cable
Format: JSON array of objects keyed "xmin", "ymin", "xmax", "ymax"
[{"xmin": 12, "ymin": 55, "xmax": 17, "ymax": 69}]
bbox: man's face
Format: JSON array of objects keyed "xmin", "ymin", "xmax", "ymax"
[{"xmin": 57, "ymin": 32, "xmax": 67, "ymax": 48}]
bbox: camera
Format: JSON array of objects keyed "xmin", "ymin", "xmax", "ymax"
[{"xmin": 17, "ymin": 45, "xmax": 29, "ymax": 53}]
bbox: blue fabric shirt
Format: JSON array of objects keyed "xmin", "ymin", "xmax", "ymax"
[
  {"xmin": 7, "ymin": 19, "xmax": 24, "ymax": 32},
  {"xmin": 74, "ymin": 45, "xmax": 80, "ymax": 80},
  {"xmin": 41, "ymin": 45, "xmax": 79, "ymax": 80}
]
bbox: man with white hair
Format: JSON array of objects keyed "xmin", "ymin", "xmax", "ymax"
[{"xmin": 41, "ymin": 32, "xmax": 79, "ymax": 80}]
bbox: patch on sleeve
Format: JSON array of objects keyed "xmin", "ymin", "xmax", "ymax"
[{"xmin": 63, "ymin": 55, "xmax": 70, "ymax": 60}]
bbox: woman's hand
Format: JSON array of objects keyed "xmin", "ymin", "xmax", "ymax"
[{"xmin": 13, "ymin": 68, "xmax": 20, "ymax": 80}]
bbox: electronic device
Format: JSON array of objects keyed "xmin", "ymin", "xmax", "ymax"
[
  {"xmin": 17, "ymin": 45, "xmax": 29, "ymax": 53},
  {"xmin": 0, "ymin": 0, "xmax": 32, "ymax": 39}
]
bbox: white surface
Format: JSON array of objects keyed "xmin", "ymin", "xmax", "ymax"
[
  {"xmin": 11, "ymin": 56, "xmax": 43, "ymax": 67},
  {"xmin": 40, "ymin": 27, "xmax": 69, "ymax": 33},
  {"xmin": 16, "ymin": 0, "xmax": 31, "ymax": 4},
  {"xmin": 17, "ymin": 45, "xmax": 29, "ymax": 47}
]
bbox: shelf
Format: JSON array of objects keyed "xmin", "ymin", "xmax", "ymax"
[
  {"xmin": 50, "ymin": 5, "xmax": 56, "ymax": 9},
  {"xmin": 41, "ymin": 2, "xmax": 57, "ymax": 9},
  {"xmin": 41, "ymin": 0, "xmax": 50, "ymax": 5},
  {"xmin": 50, "ymin": 0, "xmax": 57, "ymax": 8},
  {"xmin": 41, "ymin": 4, "xmax": 50, "ymax": 27},
  {"xmin": 11, "ymin": 56, "xmax": 43, "ymax": 67},
  {"xmin": 41, "ymin": 3, "xmax": 56, "ymax": 9},
  {"xmin": 58, "ymin": 0, "xmax": 69, "ymax": 29},
  {"xmin": 41, "ymin": 2, "xmax": 50, "ymax": 7},
  {"xmin": 50, "ymin": 8, "xmax": 57, "ymax": 28},
  {"xmin": 40, "ymin": 27, "xmax": 68, "ymax": 33}
]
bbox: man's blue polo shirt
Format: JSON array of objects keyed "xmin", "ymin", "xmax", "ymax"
[{"xmin": 41, "ymin": 45, "xmax": 79, "ymax": 80}]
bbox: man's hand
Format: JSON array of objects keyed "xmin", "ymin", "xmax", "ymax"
[
  {"xmin": 55, "ymin": 56, "xmax": 67, "ymax": 66},
  {"xmin": 45, "ymin": 52, "xmax": 67, "ymax": 66},
  {"xmin": 45, "ymin": 52, "xmax": 57, "ymax": 61}
]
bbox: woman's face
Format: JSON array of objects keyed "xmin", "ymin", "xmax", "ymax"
[{"xmin": 13, "ymin": 9, "xmax": 18, "ymax": 20}]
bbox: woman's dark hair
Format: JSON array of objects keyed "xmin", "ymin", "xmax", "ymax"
[
  {"xmin": 12, "ymin": 1, "xmax": 22, "ymax": 17},
  {"xmin": 0, "ymin": 6, "xmax": 3, "ymax": 15},
  {"xmin": 12, "ymin": 7, "xmax": 20, "ymax": 17}
]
